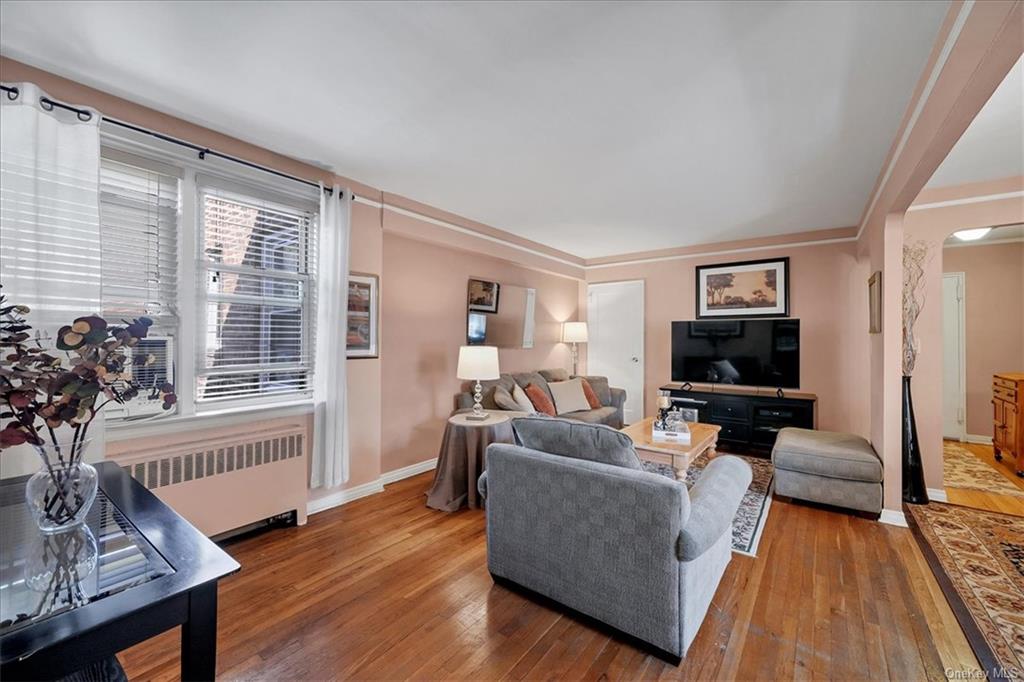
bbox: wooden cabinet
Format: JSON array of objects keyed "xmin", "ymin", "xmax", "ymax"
[
  {"xmin": 992, "ymin": 373, "xmax": 1024, "ymax": 477},
  {"xmin": 660, "ymin": 383, "xmax": 817, "ymax": 452}
]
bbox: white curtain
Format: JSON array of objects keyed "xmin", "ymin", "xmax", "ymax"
[
  {"xmin": 311, "ymin": 184, "xmax": 351, "ymax": 488},
  {"xmin": 0, "ymin": 82, "xmax": 103, "ymax": 478}
]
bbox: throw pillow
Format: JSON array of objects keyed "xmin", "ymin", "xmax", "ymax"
[
  {"xmin": 580, "ymin": 378, "xmax": 602, "ymax": 409},
  {"xmin": 511, "ymin": 382, "xmax": 536, "ymax": 413},
  {"xmin": 524, "ymin": 383, "xmax": 556, "ymax": 416},
  {"xmin": 492, "ymin": 386, "xmax": 520, "ymax": 411},
  {"xmin": 511, "ymin": 416, "xmax": 642, "ymax": 470},
  {"xmin": 547, "ymin": 378, "xmax": 591, "ymax": 415}
]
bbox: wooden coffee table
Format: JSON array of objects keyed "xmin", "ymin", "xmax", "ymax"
[{"xmin": 620, "ymin": 418, "xmax": 721, "ymax": 480}]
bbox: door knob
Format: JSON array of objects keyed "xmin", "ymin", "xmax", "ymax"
[{"xmin": 631, "ymin": 357, "xmax": 639, "ymax": 363}]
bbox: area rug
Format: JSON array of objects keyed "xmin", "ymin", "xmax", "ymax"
[
  {"xmin": 944, "ymin": 441, "xmax": 1024, "ymax": 499},
  {"xmin": 643, "ymin": 452, "xmax": 774, "ymax": 557},
  {"xmin": 906, "ymin": 502, "xmax": 1024, "ymax": 680}
]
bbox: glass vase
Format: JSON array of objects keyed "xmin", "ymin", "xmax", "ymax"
[{"xmin": 26, "ymin": 439, "xmax": 98, "ymax": 533}]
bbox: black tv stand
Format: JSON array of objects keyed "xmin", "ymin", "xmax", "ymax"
[{"xmin": 660, "ymin": 383, "xmax": 817, "ymax": 453}]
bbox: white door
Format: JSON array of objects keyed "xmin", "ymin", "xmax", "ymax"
[
  {"xmin": 942, "ymin": 272, "xmax": 966, "ymax": 441},
  {"xmin": 587, "ymin": 280, "xmax": 645, "ymax": 424}
]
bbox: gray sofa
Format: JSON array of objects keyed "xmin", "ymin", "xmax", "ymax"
[
  {"xmin": 455, "ymin": 368, "xmax": 626, "ymax": 428},
  {"xmin": 477, "ymin": 417, "xmax": 752, "ymax": 660}
]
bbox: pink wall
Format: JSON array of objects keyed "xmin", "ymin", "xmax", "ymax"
[
  {"xmin": 903, "ymin": 182, "xmax": 1024, "ymax": 489},
  {"xmin": 380, "ymin": 230, "xmax": 581, "ymax": 472},
  {"xmin": 585, "ymin": 241, "xmax": 870, "ymax": 437},
  {"xmin": 943, "ymin": 240, "xmax": 1024, "ymax": 437}
]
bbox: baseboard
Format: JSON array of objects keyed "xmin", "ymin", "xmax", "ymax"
[
  {"xmin": 305, "ymin": 458, "xmax": 438, "ymax": 516},
  {"xmin": 380, "ymin": 458, "xmax": 437, "ymax": 485},
  {"xmin": 927, "ymin": 488, "xmax": 948, "ymax": 503},
  {"xmin": 965, "ymin": 434, "xmax": 993, "ymax": 445},
  {"xmin": 879, "ymin": 509, "xmax": 908, "ymax": 527},
  {"xmin": 307, "ymin": 479, "xmax": 386, "ymax": 515}
]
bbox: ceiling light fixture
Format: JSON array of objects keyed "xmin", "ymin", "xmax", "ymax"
[{"xmin": 952, "ymin": 228, "xmax": 992, "ymax": 242}]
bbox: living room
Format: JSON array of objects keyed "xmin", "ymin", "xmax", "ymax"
[{"xmin": 0, "ymin": 2, "xmax": 1021, "ymax": 681}]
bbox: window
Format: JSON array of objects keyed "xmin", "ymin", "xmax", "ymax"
[
  {"xmin": 196, "ymin": 182, "xmax": 316, "ymax": 406},
  {"xmin": 98, "ymin": 152, "xmax": 180, "ymax": 419}
]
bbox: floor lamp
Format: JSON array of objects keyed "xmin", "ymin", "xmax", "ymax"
[{"xmin": 562, "ymin": 322, "xmax": 588, "ymax": 377}]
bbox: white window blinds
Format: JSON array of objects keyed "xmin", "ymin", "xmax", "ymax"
[
  {"xmin": 99, "ymin": 154, "xmax": 180, "ymax": 326},
  {"xmin": 196, "ymin": 183, "xmax": 316, "ymax": 405}
]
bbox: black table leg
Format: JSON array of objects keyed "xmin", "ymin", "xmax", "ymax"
[{"xmin": 181, "ymin": 582, "xmax": 218, "ymax": 681}]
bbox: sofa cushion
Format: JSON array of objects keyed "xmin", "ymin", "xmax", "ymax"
[
  {"xmin": 493, "ymin": 386, "xmax": 520, "ymax": 411},
  {"xmin": 511, "ymin": 416, "xmax": 642, "ymax": 470},
  {"xmin": 548, "ymin": 378, "xmax": 591, "ymax": 415},
  {"xmin": 560, "ymin": 406, "xmax": 619, "ymax": 426},
  {"xmin": 539, "ymin": 368, "xmax": 570, "ymax": 383},
  {"xmin": 511, "ymin": 372, "xmax": 553, "ymax": 402},
  {"xmin": 524, "ymin": 384, "xmax": 556, "ymax": 416},
  {"xmin": 511, "ymin": 383, "xmax": 536, "ymax": 413},
  {"xmin": 580, "ymin": 378, "xmax": 602, "ymax": 409},
  {"xmin": 471, "ymin": 374, "xmax": 516, "ymax": 410},
  {"xmin": 772, "ymin": 427, "xmax": 882, "ymax": 483},
  {"xmin": 579, "ymin": 376, "xmax": 612, "ymax": 406}
]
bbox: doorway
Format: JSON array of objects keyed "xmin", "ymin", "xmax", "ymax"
[
  {"xmin": 586, "ymin": 280, "xmax": 645, "ymax": 424},
  {"xmin": 941, "ymin": 272, "xmax": 966, "ymax": 442}
]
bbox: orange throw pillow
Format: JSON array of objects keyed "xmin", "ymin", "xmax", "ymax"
[
  {"xmin": 580, "ymin": 378, "xmax": 602, "ymax": 409},
  {"xmin": 524, "ymin": 383, "xmax": 556, "ymax": 416}
]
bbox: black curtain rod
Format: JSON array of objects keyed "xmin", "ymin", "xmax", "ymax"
[{"xmin": 0, "ymin": 84, "xmax": 340, "ymax": 196}]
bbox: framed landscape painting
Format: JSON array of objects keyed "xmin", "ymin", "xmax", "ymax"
[
  {"xmin": 347, "ymin": 273, "xmax": 379, "ymax": 358},
  {"xmin": 467, "ymin": 278, "xmax": 500, "ymax": 314},
  {"xmin": 695, "ymin": 257, "xmax": 789, "ymax": 319}
]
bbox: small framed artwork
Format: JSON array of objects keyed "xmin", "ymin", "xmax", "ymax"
[
  {"xmin": 868, "ymin": 271, "xmax": 882, "ymax": 334},
  {"xmin": 347, "ymin": 273, "xmax": 379, "ymax": 358},
  {"xmin": 696, "ymin": 257, "xmax": 789, "ymax": 319},
  {"xmin": 467, "ymin": 278, "xmax": 500, "ymax": 314}
]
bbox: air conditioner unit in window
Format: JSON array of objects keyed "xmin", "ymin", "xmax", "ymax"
[{"xmin": 105, "ymin": 335, "xmax": 176, "ymax": 420}]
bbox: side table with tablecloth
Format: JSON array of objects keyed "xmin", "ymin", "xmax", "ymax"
[{"xmin": 426, "ymin": 412, "xmax": 520, "ymax": 511}]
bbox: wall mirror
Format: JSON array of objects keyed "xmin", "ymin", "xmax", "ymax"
[{"xmin": 466, "ymin": 279, "xmax": 536, "ymax": 349}]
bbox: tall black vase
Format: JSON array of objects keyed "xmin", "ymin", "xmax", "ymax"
[{"xmin": 902, "ymin": 375, "xmax": 929, "ymax": 505}]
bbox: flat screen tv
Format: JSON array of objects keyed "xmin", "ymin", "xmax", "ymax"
[{"xmin": 671, "ymin": 319, "xmax": 800, "ymax": 389}]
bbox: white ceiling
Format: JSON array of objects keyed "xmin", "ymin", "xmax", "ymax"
[
  {"xmin": 927, "ymin": 56, "xmax": 1024, "ymax": 188},
  {"xmin": 0, "ymin": 1, "xmax": 950, "ymax": 259}
]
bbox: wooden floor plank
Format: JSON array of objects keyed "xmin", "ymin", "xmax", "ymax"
[{"xmin": 119, "ymin": 472, "xmax": 979, "ymax": 680}]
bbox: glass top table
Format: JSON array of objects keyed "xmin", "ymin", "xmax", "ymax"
[
  {"xmin": 0, "ymin": 487, "xmax": 174, "ymax": 634},
  {"xmin": 1, "ymin": 462, "xmax": 239, "ymax": 681}
]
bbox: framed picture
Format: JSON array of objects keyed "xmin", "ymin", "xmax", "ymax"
[
  {"xmin": 467, "ymin": 278, "xmax": 500, "ymax": 314},
  {"xmin": 868, "ymin": 271, "xmax": 882, "ymax": 334},
  {"xmin": 695, "ymin": 257, "xmax": 789, "ymax": 319},
  {"xmin": 347, "ymin": 273, "xmax": 379, "ymax": 358}
]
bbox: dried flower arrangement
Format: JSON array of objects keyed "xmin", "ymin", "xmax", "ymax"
[
  {"xmin": 902, "ymin": 239, "xmax": 932, "ymax": 377},
  {"xmin": 1, "ymin": 287, "xmax": 176, "ymax": 526}
]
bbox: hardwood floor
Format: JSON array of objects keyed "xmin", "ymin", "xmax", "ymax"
[
  {"xmin": 944, "ymin": 441, "xmax": 1024, "ymax": 516},
  {"xmin": 120, "ymin": 473, "xmax": 979, "ymax": 680}
]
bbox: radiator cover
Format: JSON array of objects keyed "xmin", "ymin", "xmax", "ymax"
[{"xmin": 106, "ymin": 415, "xmax": 310, "ymax": 537}]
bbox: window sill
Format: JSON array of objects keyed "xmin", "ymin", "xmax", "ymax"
[{"xmin": 105, "ymin": 400, "xmax": 315, "ymax": 442}]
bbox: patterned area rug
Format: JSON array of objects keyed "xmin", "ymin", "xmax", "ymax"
[
  {"xmin": 944, "ymin": 441, "xmax": 1024, "ymax": 499},
  {"xmin": 642, "ymin": 452, "xmax": 774, "ymax": 557},
  {"xmin": 906, "ymin": 503, "xmax": 1024, "ymax": 680}
]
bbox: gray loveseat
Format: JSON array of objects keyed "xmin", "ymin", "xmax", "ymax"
[
  {"xmin": 455, "ymin": 368, "xmax": 626, "ymax": 428},
  {"xmin": 477, "ymin": 417, "xmax": 752, "ymax": 660}
]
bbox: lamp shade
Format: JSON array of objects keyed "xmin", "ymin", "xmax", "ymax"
[
  {"xmin": 562, "ymin": 321, "xmax": 588, "ymax": 343},
  {"xmin": 457, "ymin": 345, "xmax": 500, "ymax": 380}
]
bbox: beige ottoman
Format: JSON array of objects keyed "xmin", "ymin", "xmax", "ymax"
[{"xmin": 771, "ymin": 427, "xmax": 883, "ymax": 515}]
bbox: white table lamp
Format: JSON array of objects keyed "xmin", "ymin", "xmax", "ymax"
[
  {"xmin": 457, "ymin": 345, "xmax": 500, "ymax": 421},
  {"xmin": 562, "ymin": 322, "xmax": 588, "ymax": 376}
]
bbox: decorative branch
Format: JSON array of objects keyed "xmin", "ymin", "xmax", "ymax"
[{"xmin": 902, "ymin": 240, "xmax": 932, "ymax": 377}]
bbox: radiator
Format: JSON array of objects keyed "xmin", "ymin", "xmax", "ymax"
[{"xmin": 106, "ymin": 415, "xmax": 310, "ymax": 537}]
